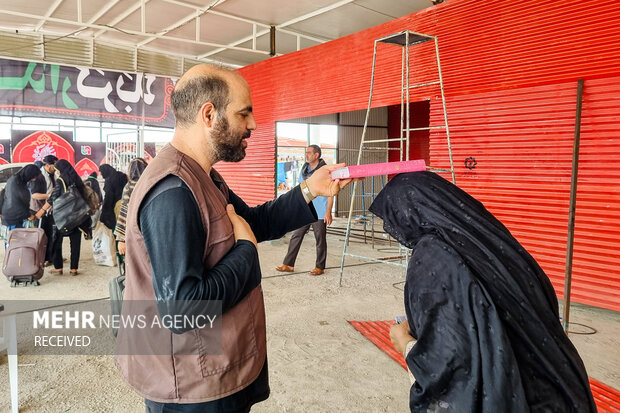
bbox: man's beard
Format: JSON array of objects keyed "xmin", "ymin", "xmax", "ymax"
[{"xmin": 212, "ymin": 116, "xmax": 250, "ymax": 163}]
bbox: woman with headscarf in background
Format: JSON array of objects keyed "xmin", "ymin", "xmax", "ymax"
[
  {"xmin": 35, "ymin": 160, "xmax": 92, "ymax": 275},
  {"xmin": 369, "ymin": 172, "xmax": 596, "ymax": 413},
  {"xmin": 28, "ymin": 161, "xmax": 48, "ymax": 218},
  {"xmin": 114, "ymin": 157, "xmax": 148, "ymax": 255},
  {"xmin": 99, "ymin": 164, "xmax": 128, "ymax": 231},
  {"xmin": 1, "ymin": 164, "xmax": 42, "ymax": 236},
  {"xmin": 85, "ymin": 170, "xmax": 103, "ymax": 204}
]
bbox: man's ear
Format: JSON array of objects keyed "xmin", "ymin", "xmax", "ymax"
[{"xmin": 199, "ymin": 102, "xmax": 216, "ymax": 127}]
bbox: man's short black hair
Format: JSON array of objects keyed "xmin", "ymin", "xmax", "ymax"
[
  {"xmin": 171, "ymin": 75, "xmax": 230, "ymax": 128},
  {"xmin": 42, "ymin": 155, "xmax": 58, "ymax": 165},
  {"xmin": 308, "ymin": 144, "xmax": 321, "ymax": 157}
]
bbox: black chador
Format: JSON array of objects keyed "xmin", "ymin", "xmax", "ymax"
[{"xmin": 369, "ymin": 172, "xmax": 596, "ymax": 413}]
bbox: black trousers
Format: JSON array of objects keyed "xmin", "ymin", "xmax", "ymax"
[
  {"xmin": 52, "ymin": 228, "xmax": 82, "ymax": 270},
  {"xmin": 283, "ymin": 220, "xmax": 327, "ymax": 269},
  {"xmin": 40, "ymin": 215, "xmax": 55, "ymax": 262}
]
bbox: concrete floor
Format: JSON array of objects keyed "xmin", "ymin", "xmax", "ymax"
[{"xmin": 0, "ymin": 218, "xmax": 618, "ymax": 412}]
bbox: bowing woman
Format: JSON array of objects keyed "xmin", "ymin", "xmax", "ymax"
[{"xmin": 369, "ymin": 172, "xmax": 596, "ymax": 413}]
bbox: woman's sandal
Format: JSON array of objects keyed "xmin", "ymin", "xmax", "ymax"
[
  {"xmin": 70, "ymin": 269, "xmax": 79, "ymax": 276},
  {"xmin": 50, "ymin": 268, "xmax": 63, "ymax": 275}
]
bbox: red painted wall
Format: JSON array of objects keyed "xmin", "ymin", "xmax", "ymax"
[{"xmin": 218, "ymin": 0, "xmax": 620, "ymax": 311}]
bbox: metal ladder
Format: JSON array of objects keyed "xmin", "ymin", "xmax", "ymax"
[{"xmin": 338, "ymin": 30, "xmax": 456, "ymax": 286}]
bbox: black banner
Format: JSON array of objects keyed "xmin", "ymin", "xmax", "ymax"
[{"xmin": 0, "ymin": 58, "xmax": 175, "ymax": 128}]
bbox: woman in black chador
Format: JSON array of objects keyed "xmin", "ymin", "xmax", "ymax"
[
  {"xmin": 369, "ymin": 172, "xmax": 596, "ymax": 413},
  {"xmin": 1, "ymin": 164, "xmax": 42, "ymax": 228},
  {"xmin": 99, "ymin": 163, "xmax": 128, "ymax": 230}
]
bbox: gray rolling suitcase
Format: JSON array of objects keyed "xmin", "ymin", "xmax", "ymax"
[{"xmin": 3, "ymin": 227, "xmax": 47, "ymax": 287}]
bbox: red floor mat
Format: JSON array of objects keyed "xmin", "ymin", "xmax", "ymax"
[{"xmin": 348, "ymin": 320, "xmax": 620, "ymax": 413}]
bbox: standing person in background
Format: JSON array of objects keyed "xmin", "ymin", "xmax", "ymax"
[
  {"xmin": 31, "ymin": 155, "xmax": 58, "ymax": 263},
  {"xmin": 99, "ymin": 164, "xmax": 128, "ymax": 231},
  {"xmin": 35, "ymin": 160, "xmax": 92, "ymax": 276},
  {"xmin": 114, "ymin": 157, "xmax": 148, "ymax": 256},
  {"xmin": 29, "ymin": 161, "xmax": 47, "ymax": 219},
  {"xmin": 85, "ymin": 170, "xmax": 103, "ymax": 204},
  {"xmin": 40, "ymin": 155, "xmax": 59, "ymax": 192},
  {"xmin": 276, "ymin": 145, "xmax": 334, "ymax": 276},
  {"xmin": 1, "ymin": 165, "xmax": 43, "ymax": 248},
  {"xmin": 85, "ymin": 170, "xmax": 103, "ymax": 229}
]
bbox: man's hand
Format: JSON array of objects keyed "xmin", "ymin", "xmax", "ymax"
[
  {"xmin": 390, "ymin": 320, "xmax": 415, "ymax": 354},
  {"xmin": 34, "ymin": 210, "xmax": 45, "ymax": 219},
  {"xmin": 324, "ymin": 212, "xmax": 332, "ymax": 226},
  {"xmin": 117, "ymin": 241, "xmax": 126, "ymax": 256},
  {"xmin": 226, "ymin": 204, "xmax": 257, "ymax": 247},
  {"xmin": 306, "ymin": 163, "xmax": 353, "ymax": 197}
]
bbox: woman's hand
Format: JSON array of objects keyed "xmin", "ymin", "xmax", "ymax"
[
  {"xmin": 390, "ymin": 320, "xmax": 415, "ymax": 354},
  {"xmin": 117, "ymin": 241, "xmax": 126, "ymax": 256},
  {"xmin": 305, "ymin": 163, "xmax": 354, "ymax": 197},
  {"xmin": 226, "ymin": 204, "xmax": 257, "ymax": 247}
]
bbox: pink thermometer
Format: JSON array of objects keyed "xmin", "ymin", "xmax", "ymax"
[{"xmin": 330, "ymin": 159, "xmax": 426, "ymax": 179}]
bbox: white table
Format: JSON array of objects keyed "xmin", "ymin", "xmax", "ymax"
[{"xmin": 0, "ymin": 313, "xmax": 18, "ymax": 413}]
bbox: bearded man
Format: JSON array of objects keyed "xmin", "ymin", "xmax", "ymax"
[{"xmin": 115, "ymin": 64, "xmax": 352, "ymax": 413}]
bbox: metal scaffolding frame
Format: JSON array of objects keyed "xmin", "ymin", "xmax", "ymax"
[{"xmin": 338, "ymin": 30, "xmax": 456, "ymax": 286}]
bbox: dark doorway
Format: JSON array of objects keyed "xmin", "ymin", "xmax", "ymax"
[{"xmin": 387, "ymin": 100, "xmax": 430, "ymax": 165}]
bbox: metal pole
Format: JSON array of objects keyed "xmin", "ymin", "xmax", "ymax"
[
  {"xmin": 269, "ymin": 26, "xmax": 276, "ymax": 56},
  {"xmin": 563, "ymin": 78, "xmax": 584, "ymax": 333},
  {"xmin": 405, "ymin": 32, "xmax": 410, "ymax": 161},
  {"xmin": 371, "ymin": 176, "xmax": 375, "ymax": 248},
  {"xmin": 400, "ymin": 47, "xmax": 405, "ymax": 161},
  {"xmin": 434, "ymin": 37, "xmax": 456, "ymax": 184},
  {"xmin": 138, "ymin": 73, "xmax": 146, "ymax": 160}
]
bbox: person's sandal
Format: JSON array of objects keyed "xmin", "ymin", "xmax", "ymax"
[
  {"xmin": 50, "ymin": 268, "xmax": 63, "ymax": 275},
  {"xmin": 309, "ymin": 267, "xmax": 325, "ymax": 276},
  {"xmin": 70, "ymin": 269, "xmax": 79, "ymax": 276}
]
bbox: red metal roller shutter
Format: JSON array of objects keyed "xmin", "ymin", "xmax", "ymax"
[
  {"xmin": 570, "ymin": 76, "xmax": 620, "ymax": 310},
  {"xmin": 429, "ymin": 81, "xmax": 576, "ymax": 303},
  {"xmin": 428, "ymin": 78, "xmax": 620, "ymax": 312}
]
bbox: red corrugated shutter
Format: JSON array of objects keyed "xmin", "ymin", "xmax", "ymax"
[
  {"xmin": 429, "ymin": 81, "xmax": 576, "ymax": 302},
  {"xmin": 571, "ymin": 76, "xmax": 620, "ymax": 310},
  {"xmin": 427, "ymin": 77, "xmax": 620, "ymax": 311}
]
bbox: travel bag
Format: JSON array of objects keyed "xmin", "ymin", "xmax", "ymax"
[{"xmin": 2, "ymin": 226, "xmax": 47, "ymax": 287}]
